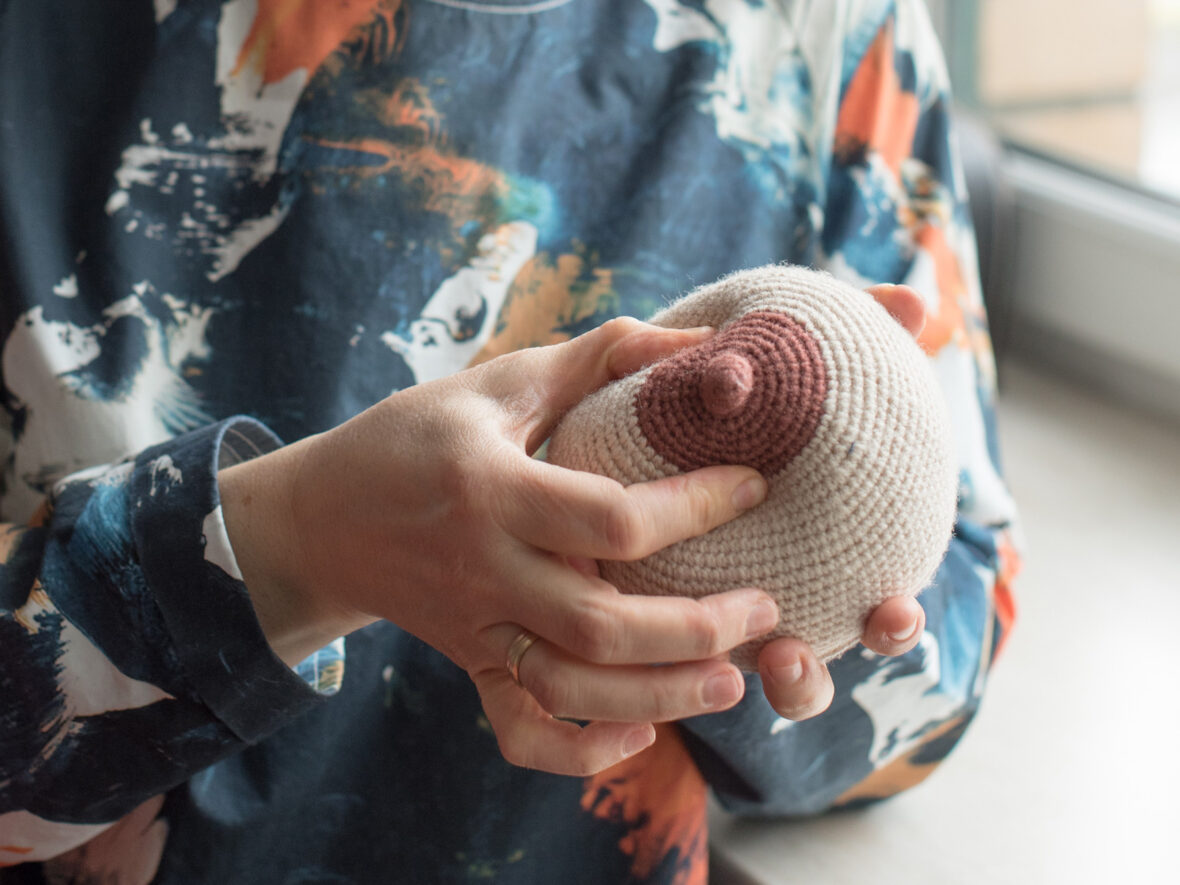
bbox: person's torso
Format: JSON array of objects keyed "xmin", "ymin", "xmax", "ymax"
[{"xmin": 1, "ymin": 2, "xmax": 855, "ymax": 881}]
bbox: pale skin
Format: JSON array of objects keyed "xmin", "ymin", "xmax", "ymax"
[{"xmin": 219, "ymin": 283, "xmax": 929, "ymax": 777}]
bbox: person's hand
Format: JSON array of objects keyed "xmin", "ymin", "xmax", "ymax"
[
  {"xmin": 755, "ymin": 282, "xmax": 930, "ymax": 720},
  {"xmin": 220, "ymin": 318, "xmax": 780, "ymax": 776}
]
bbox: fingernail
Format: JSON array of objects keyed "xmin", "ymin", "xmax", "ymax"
[
  {"xmin": 888, "ymin": 622, "xmax": 921, "ymax": 644},
  {"xmin": 770, "ymin": 659, "xmax": 804, "ymax": 686},
  {"xmin": 745, "ymin": 599, "xmax": 779, "ymax": 639},
  {"xmin": 703, "ymin": 672, "xmax": 742, "ymax": 708},
  {"xmin": 623, "ymin": 726, "xmax": 655, "ymax": 756},
  {"xmin": 732, "ymin": 475, "xmax": 768, "ymax": 511}
]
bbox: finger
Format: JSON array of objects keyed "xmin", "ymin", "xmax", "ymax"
[
  {"xmin": 758, "ymin": 638, "xmax": 835, "ymax": 721},
  {"xmin": 604, "ymin": 323, "xmax": 716, "ymax": 378},
  {"xmin": 474, "ymin": 318, "xmax": 716, "ymax": 449},
  {"xmin": 475, "ymin": 669, "xmax": 656, "ymax": 775},
  {"xmin": 501, "ymin": 559, "xmax": 779, "ymax": 665},
  {"xmin": 502, "ymin": 630, "xmax": 745, "ymax": 722},
  {"xmin": 861, "ymin": 595, "xmax": 925, "ymax": 656},
  {"xmin": 507, "ymin": 458, "xmax": 767, "ymax": 561},
  {"xmin": 866, "ymin": 284, "xmax": 926, "ymax": 339}
]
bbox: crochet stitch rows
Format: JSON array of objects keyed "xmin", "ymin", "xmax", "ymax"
[{"xmin": 547, "ymin": 265, "xmax": 959, "ymax": 668}]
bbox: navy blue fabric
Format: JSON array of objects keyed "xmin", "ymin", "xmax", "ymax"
[{"xmin": 0, "ymin": 1, "xmax": 1017, "ymax": 880}]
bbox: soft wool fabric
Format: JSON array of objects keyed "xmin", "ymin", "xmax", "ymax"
[{"xmin": 547, "ymin": 265, "xmax": 959, "ymax": 668}]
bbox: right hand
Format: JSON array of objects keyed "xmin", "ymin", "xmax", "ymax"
[{"xmin": 219, "ymin": 318, "xmax": 779, "ymax": 776}]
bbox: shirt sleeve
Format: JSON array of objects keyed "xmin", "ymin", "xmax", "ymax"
[
  {"xmin": 0, "ymin": 418, "xmax": 333, "ymax": 864},
  {"xmin": 678, "ymin": 0, "xmax": 1021, "ymax": 816}
]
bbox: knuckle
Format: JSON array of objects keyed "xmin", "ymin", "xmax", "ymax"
[
  {"xmin": 683, "ymin": 476, "xmax": 723, "ymax": 529},
  {"xmin": 692, "ymin": 607, "xmax": 726, "ymax": 656},
  {"xmin": 436, "ymin": 454, "xmax": 482, "ymax": 516},
  {"xmin": 645, "ymin": 678, "xmax": 683, "ymax": 722},
  {"xmin": 527, "ymin": 673, "xmax": 571, "ymax": 719},
  {"xmin": 496, "ymin": 382, "xmax": 546, "ymax": 431},
  {"xmin": 601, "ymin": 496, "xmax": 647, "ymax": 560},
  {"xmin": 598, "ymin": 316, "xmax": 642, "ymax": 342},
  {"xmin": 568, "ymin": 602, "xmax": 619, "ymax": 663}
]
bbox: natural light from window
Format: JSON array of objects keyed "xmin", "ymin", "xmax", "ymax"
[{"xmin": 946, "ymin": 0, "xmax": 1180, "ymax": 201}]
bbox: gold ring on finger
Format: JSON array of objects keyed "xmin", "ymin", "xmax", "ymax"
[{"xmin": 505, "ymin": 629, "xmax": 540, "ymax": 686}]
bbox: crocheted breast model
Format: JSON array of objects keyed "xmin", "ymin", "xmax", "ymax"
[{"xmin": 546, "ymin": 265, "xmax": 959, "ymax": 669}]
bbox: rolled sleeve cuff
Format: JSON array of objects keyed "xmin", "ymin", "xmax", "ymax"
[{"xmin": 130, "ymin": 418, "xmax": 327, "ymax": 744}]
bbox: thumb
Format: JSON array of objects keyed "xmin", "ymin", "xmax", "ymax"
[{"xmin": 475, "ymin": 317, "xmax": 715, "ymax": 450}]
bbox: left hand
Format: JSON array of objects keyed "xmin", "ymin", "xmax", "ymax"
[
  {"xmin": 756, "ymin": 596, "xmax": 925, "ymax": 719},
  {"xmin": 757, "ymin": 282, "xmax": 929, "ymax": 720}
]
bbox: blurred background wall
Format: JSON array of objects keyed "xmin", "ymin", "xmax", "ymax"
[{"xmin": 928, "ymin": 0, "xmax": 1180, "ymax": 424}]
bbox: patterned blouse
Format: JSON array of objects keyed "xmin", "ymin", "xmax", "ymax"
[{"xmin": 0, "ymin": 1, "xmax": 1019, "ymax": 882}]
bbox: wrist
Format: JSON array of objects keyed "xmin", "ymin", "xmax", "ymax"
[{"xmin": 218, "ymin": 438, "xmax": 373, "ymax": 667}]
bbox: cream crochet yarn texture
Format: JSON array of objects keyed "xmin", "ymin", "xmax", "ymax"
[{"xmin": 546, "ymin": 265, "xmax": 959, "ymax": 669}]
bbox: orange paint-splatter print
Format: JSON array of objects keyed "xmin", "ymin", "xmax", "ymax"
[
  {"xmin": 0, "ymin": 526, "xmax": 24, "ymax": 562},
  {"xmin": 834, "ymin": 19, "xmax": 919, "ymax": 178},
  {"xmin": 914, "ymin": 222, "xmax": 968, "ymax": 355},
  {"xmin": 233, "ymin": 0, "xmax": 403, "ymax": 85},
  {"xmin": 834, "ymin": 715, "xmax": 966, "ymax": 805},
  {"xmin": 581, "ymin": 724, "xmax": 708, "ymax": 885},
  {"xmin": 1, "ymin": 844, "xmax": 34, "ymax": 868},
  {"xmin": 992, "ymin": 531, "xmax": 1022, "ymax": 661},
  {"xmin": 470, "ymin": 251, "xmax": 616, "ymax": 365},
  {"xmin": 835, "ymin": 18, "xmax": 972, "ymax": 359},
  {"xmin": 302, "ymin": 79, "xmax": 509, "ymax": 262},
  {"xmin": 28, "ymin": 500, "xmax": 51, "ymax": 528},
  {"xmin": 303, "ymin": 133, "xmax": 502, "ymax": 200}
]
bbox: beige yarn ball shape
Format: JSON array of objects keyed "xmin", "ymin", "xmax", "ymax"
[{"xmin": 546, "ymin": 265, "xmax": 959, "ymax": 670}]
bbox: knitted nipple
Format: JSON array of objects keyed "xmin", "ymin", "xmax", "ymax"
[
  {"xmin": 546, "ymin": 265, "xmax": 959, "ymax": 669},
  {"xmin": 700, "ymin": 353, "xmax": 752, "ymax": 416},
  {"xmin": 636, "ymin": 312, "xmax": 827, "ymax": 476}
]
